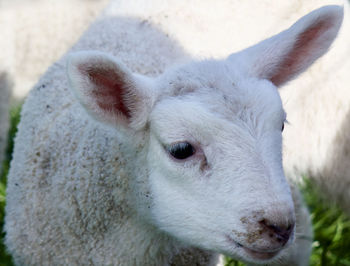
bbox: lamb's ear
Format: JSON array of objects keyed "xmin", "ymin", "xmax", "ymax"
[
  {"xmin": 229, "ymin": 5, "xmax": 343, "ymax": 87},
  {"xmin": 67, "ymin": 51, "xmax": 154, "ymax": 130}
]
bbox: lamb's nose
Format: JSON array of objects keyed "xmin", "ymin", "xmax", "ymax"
[{"xmin": 259, "ymin": 219, "xmax": 294, "ymax": 246}]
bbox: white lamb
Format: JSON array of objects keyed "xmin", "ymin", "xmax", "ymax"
[
  {"xmin": 5, "ymin": 5, "xmax": 342, "ymax": 266},
  {"xmin": 0, "ymin": 0, "xmax": 108, "ymax": 99}
]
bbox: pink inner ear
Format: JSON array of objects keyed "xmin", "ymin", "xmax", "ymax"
[
  {"xmin": 271, "ymin": 19, "xmax": 331, "ymax": 86},
  {"xmin": 79, "ymin": 65, "xmax": 132, "ymax": 119}
]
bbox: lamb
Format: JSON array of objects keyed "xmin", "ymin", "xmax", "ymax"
[
  {"xmin": 5, "ymin": 5, "xmax": 343, "ymax": 266},
  {"xmin": 0, "ymin": 0, "xmax": 108, "ymax": 99}
]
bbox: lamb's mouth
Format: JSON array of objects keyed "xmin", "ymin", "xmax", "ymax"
[
  {"xmin": 226, "ymin": 235, "xmax": 281, "ymax": 261},
  {"xmin": 241, "ymin": 246, "xmax": 280, "ymax": 260}
]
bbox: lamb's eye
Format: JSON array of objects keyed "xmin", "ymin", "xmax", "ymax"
[
  {"xmin": 281, "ymin": 122, "xmax": 285, "ymax": 132},
  {"xmin": 167, "ymin": 142, "xmax": 195, "ymax": 160}
]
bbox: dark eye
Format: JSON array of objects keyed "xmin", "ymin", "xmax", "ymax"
[
  {"xmin": 167, "ymin": 142, "xmax": 195, "ymax": 160},
  {"xmin": 281, "ymin": 122, "xmax": 285, "ymax": 132}
]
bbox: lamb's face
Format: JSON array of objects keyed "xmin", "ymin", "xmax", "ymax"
[
  {"xmin": 68, "ymin": 6, "xmax": 343, "ymax": 263},
  {"xmin": 146, "ymin": 62, "xmax": 294, "ymax": 263}
]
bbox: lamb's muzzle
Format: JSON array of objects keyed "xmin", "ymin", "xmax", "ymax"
[{"xmin": 258, "ymin": 218, "xmax": 295, "ymax": 246}]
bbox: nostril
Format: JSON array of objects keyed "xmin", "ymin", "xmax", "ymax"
[{"xmin": 259, "ymin": 219, "xmax": 294, "ymax": 245}]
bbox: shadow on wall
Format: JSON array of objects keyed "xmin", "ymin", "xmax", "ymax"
[
  {"xmin": 0, "ymin": 72, "xmax": 11, "ymax": 175},
  {"xmin": 321, "ymin": 104, "xmax": 350, "ymax": 215}
]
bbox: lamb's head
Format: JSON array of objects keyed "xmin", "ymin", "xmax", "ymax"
[{"xmin": 67, "ymin": 6, "xmax": 343, "ymax": 264}]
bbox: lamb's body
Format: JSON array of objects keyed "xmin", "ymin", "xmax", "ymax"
[{"xmin": 5, "ymin": 3, "xmax": 342, "ymax": 266}]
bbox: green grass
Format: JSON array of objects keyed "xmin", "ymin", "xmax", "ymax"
[
  {"xmin": 302, "ymin": 179, "xmax": 350, "ymax": 266},
  {"xmin": 0, "ymin": 104, "xmax": 21, "ymax": 266},
  {"xmin": 1, "ymin": 104, "xmax": 350, "ymax": 265}
]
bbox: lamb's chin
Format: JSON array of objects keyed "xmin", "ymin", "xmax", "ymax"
[{"xmin": 223, "ymin": 235, "xmax": 284, "ymax": 264}]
